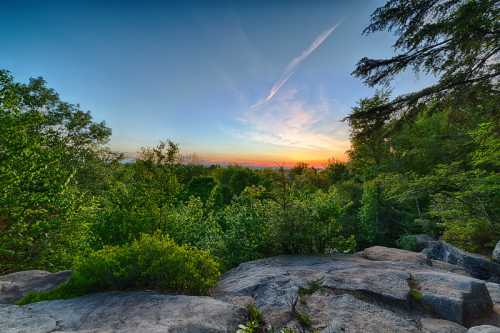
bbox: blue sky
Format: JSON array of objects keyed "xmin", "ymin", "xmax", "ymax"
[{"xmin": 1, "ymin": 0, "xmax": 434, "ymax": 166}]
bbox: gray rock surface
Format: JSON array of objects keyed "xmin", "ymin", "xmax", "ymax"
[
  {"xmin": 493, "ymin": 242, "xmax": 500, "ymax": 264},
  {"xmin": 214, "ymin": 252, "xmax": 495, "ymax": 330},
  {"xmin": 423, "ymin": 241, "xmax": 500, "ymax": 281},
  {"xmin": 420, "ymin": 318, "xmax": 467, "ymax": 333},
  {"xmin": 0, "ymin": 270, "xmax": 71, "ymax": 304},
  {"xmin": 3, "ymin": 247, "xmax": 500, "ymax": 332},
  {"xmin": 0, "ymin": 291, "xmax": 247, "ymax": 333},
  {"xmin": 468, "ymin": 325, "xmax": 500, "ymax": 333},
  {"xmin": 303, "ymin": 291, "xmax": 420, "ymax": 333},
  {"xmin": 487, "ymin": 283, "xmax": 500, "ymax": 304},
  {"xmin": 412, "ymin": 271, "xmax": 492, "ymax": 325},
  {"xmin": 430, "ymin": 260, "xmax": 470, "ymax": 277}
]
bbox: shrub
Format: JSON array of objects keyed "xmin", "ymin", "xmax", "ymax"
[
  {"xmin": 247, "ymin": 303, "xmax": 264, "ymax": 325},
  {"xmin": 298, "ymin": 278, "xmax": 324, "ymax": 298},
  {"xmin": 218, "ymin": 186, "xmax": 357, "ymax": 269},
  {"xmin": 218, "ymin": 186, "xmax": 276, "ymax": 269},
  {"xmin": 236, "ymin": 304, "xmax": 264, "ymax": 333},
  {"xmin": 160, "ymin": 196, "xmax": 222, "ymax": 251},
  {"xmin": 77, "ymin": 232, "xmax": 220, "ymax": 294},
  {"xmin": 18, "ymin": 233, "xmax": 220, "ymax": 304},
  {"xmin": 90, "ymin": 162, "xmax": 181, "ymax": 248},
  {"xmin": 397, "ymin": 235, "xmax": 418, "ymax": 251},
  {"xmin": 271, "ymin": 189, "xmax": 357, "ymax": 255}
]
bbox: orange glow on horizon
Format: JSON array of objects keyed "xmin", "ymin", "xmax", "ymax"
[
  {"xmin": 118, "ymin": 144, "xmax": 350, "ymax": 169},
  {"xmin": 183, "ymin": 152, "xmax": 348, "ymax": 169}
]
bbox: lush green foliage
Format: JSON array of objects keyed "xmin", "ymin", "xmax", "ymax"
[
  {"xmin": 351, "ymin": 0, "xmax": 499, "ymax": 119},
  {"xmin": 345, "ymin": 91, "xmax": 500, "ymax": 253},
  {"xmin": 75, "ymin": 233, "xmax": 219, "ymax": 294},
  {"xmin": 18, "ymin": 233, "xmax": 219, "ymax": 304},
  {"xmin": 2, "ymin": 0, "xmax": 499, "ymax": 304},
  {"xmin": 397, "ymin": 235, "xmax": 418, "ymax": 252},
  {"xmin": 0, "ymin": 70, "xmax": 111, "ymax": 273},
  {"xmin": 344, "ymin": 0, "xmax": 500, "ymax": 253}
]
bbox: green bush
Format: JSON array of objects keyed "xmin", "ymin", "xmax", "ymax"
[
  {"xmin": 397, "ymin": 235, "xmax": 418, "ymax": 251},
  {"xmin": 18, "ymin": 233, "xmax": 220, "ymax": 304},
  {"xmin": 160, "ymin": 196, "xmax": 222, "ymax": 251},
  {"xmin": 218, "ymin": 186, "xmax": 276, "ymax": 269},
  {"xmin": 271, "ymin": 188, "xmax": 357, "ymax": 255},
  {"xmin": 77, "ymin": 233, "xmax": 220, "ymax": 294}
]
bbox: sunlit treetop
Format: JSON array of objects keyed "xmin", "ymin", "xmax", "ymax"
[{"xmin": 350, "ymin": 0, "xmax": 500, "ymax": 121}]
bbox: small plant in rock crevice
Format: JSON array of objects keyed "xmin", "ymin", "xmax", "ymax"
[
  {"xmin": 407, "ymin": 275, "xmax": 423, "ymax": 303},
  {"xmin": 298, "ymin": 278, "xmax": 324, "ymax": 298},
  {"xmin": 290, "ymin": 295, "xmax": 313, "ymax": 332}
]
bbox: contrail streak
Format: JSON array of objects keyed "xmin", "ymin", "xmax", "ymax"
[{"xmin": 252, "ymin": 21, "xmax": 341, "ymax": 108}]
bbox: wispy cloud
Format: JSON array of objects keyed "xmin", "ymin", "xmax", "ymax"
[
  {"xmin": 252, "ymin": 21, "xmax": 341, "ymax": 108},
  {"xmin": 236, "ymin": 89, "xmax": 350, "ymax": 157}
]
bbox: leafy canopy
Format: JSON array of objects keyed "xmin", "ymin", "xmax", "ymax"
[{"xmin": 351, "ymin": 0, "xmax": 500, "ymax": 120}]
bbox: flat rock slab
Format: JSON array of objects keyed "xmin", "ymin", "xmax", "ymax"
[
  {"xmin": 215, "ymin": 254, "xmax": 494, "ymax": 329},
  {"xmin": 413, "ymin": 271, "xmax": 493, "ymax": 326},
  {"xmin": 304, "ymin": 292, "xmax": 420, "ymax": 333},
  {"xmin": 0, "ymin": 292, "xmax": 247, "ymax": 333},
  {"xmin": 420, "ymin": 318, "xmax": 467, "ymax": 333},
  {"xmin": 0, "ymin": 270, "xmax": 72, "ymax": 304}
]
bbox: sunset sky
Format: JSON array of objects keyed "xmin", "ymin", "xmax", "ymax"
[{"xmin": 1, "ymin": 0, "xmax": 434, "ymax": 167}]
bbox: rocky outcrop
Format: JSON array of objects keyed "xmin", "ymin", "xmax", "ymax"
[
  {"xmin": 423, "ymin": 241, "xmax": 500, "ymax": 281},
  {"xmin": 214, "ymin": 253, "xmax": 494, "ymax": 330},
  {"xmin": 493, "ymin": 242, "xmax": 500, "ymax": 264},
  {"xmin": 2, "ymin": 246, "xmax": 499, "ymax": 332},
  {"xmin": 0, "ymin": 291, "xmax": 247, "ymax": 333},
  {"xmin": 0, "ymin": 270, "xmax": 71, "ymax": 304}
]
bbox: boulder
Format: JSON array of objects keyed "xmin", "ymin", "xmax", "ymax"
[
  {"xmin": 214, "ymin": 254, "xmax": 494, "ymax": 329},
  {"xmin": 468, "ymin": 326, "xmax": 500, "ymax": 333},
  {"xmin": 423, "ymin": 241, "xmax": 500, "ymax": 281},
  {"xmin": 493, "ymin": 241, "xmax": 500, "ymax": 264},
  {"xmin": 0, "ymin": 270, "xmax": 72, "ymax": 304},
  {"xmin": 0, "ymin": 291, "xmax": 247, "ymax": 333},
  {"xmin": 364, "ymin": 246, "xmax": 430, "ymax": 265},
  {"xmin": 420, "ymin": 318, "xmax": 467, "ymax": 333},
  {"xmin": 412, "ymin": 271, "xmax": 493, "ymax": 326}
]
